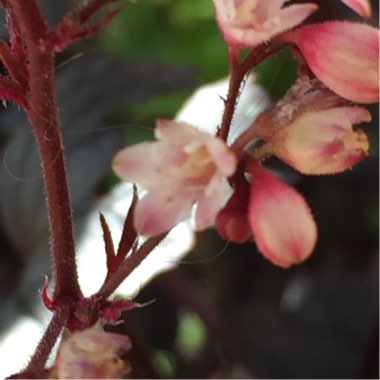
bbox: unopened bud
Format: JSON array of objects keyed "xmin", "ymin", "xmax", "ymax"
[
  {"xmin": 215, "ymin": 177, "xmax": 251, "ymax": 243},
  {"xmin": 248, "ymin": 166, "xmax": 317, "ymax": 268}
]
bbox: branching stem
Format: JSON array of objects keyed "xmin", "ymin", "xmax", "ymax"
[{"xmin": 97, "ymin": 234, "xmax": 167, "ymax": 299}]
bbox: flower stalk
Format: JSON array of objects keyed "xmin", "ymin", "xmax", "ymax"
[
  {"xmin": 97, "ymin": 233, "xmax": 167, "ymax": 299},
  {"xmin": 217, "ymin": 45, "xmax": 284, "ymax": 143},
  {"xmin": 25, "ymin": 305, "xmax": 71, "ymax": 372},
  {"xmin": 9, "ymin": 0, "xmax": 82, "ymax": 302}
]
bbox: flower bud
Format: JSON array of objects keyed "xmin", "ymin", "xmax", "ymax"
[
  {"xmin": 215, "ymin": 176, "xmax": 251, "ymax": 243},
  {"xmin": 248, "ymin": 166, "xmax": 317, "ymax": 268},
  {"xmin": 269, "ymin": 107, "xmax": 371, "ymax": 175},
  {"xmin": 282, "ymin": 22, "xmax": 379, "ymax": 103}
]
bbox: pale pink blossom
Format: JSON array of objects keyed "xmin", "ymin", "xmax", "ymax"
[
  {"xmin": 282, "ymin": 21, "xmax": 379, "ymax": 103},
  {"xmin": 247, "ymin": 164, "xmax": 317, "ymax": 268},
  {"xmin": 260, "ymin": 107, "xmax": 371, "ymax": 175},
  {"xmin": 52, "ymin": 327, "xmax": 132, "ymax": 379},
  {"xmin": 339, "ymin": 0, "xmax": 371, "ymax": 17},
  {"xmin": 213, "ymin": 0, "xmax": 318, "ymax": 49},
  {"xmin": 113, "ymin": 120, "xmax": 237, "ymax": 236}
]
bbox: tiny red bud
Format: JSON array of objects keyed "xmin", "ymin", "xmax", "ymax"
[{"xmin": 215, "ymin": 176, "xmax": 251, "ymax": 243}]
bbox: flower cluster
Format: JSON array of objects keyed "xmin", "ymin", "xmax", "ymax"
[{"xmin": 113, "ymin": 0, "xmax": 378, "ymax": 269}]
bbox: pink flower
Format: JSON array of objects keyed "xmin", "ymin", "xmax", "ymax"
[
  {"xmin": 250, "ymin": 77, "xmax": 371, "ymax": 174},
  {"xmin": 247, "ymin": 164, "xmax": 317, "ymax": 268},
  {"xmin": 339, "ymin": 0, "xmax": 371, "ymax": 17},
  {"xmin": 113, "ymin": 120, "xmax": 237, "ymax": 236},
  {"xmin": 213, "ymin": 0, "xmax": 318, "ymax": 49},
  {"xmin": 282, "ymin": 21, "xmax": 379, "ymax": 103},
  {"xmin": 260, "ymin": 107, "xmax": 371, "ymax": 175},
  {"xmin": 52, "ymin": 327, "xmax": 132, "ymax": 379}
]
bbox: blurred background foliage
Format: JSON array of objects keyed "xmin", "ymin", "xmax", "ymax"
[
  {"xmin": 94, "ymin": 0, "xmax": 299, "ymax": 124},
  {"xmin": 96, "ymin": 0, "xmax": 228, "ymax": 127}
]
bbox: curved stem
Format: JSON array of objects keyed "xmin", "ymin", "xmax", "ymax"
[{"xmin": 230, "ymin": 121, "xmax": 260, "ymax": 153}]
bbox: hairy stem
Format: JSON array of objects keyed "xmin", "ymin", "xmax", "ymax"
[
  {"xmin": 97, "ymin": 234, "xmax": 167, "ymax": 299},
  {"xmin": 25, "ymin": 306, "xmax": 70, "ymax": 372},
  {"xmin": 217, "ymin": 48, "xmax": 242, "ymax": 142},
  {"xmin": 217, "ymin": 45, "xmax": 285, "ymax": 143},
  {"xmin": 10, "ymin": 0, "xmax": 82, "ymax": 301}
]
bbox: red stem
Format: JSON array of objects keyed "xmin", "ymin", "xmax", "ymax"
[
  {"xmin": 25, "ymin": 306, "xmax": 70, "ymax": 372},
  {"xmin": 97, "ymin": 234, "xmax": 167, "ymax": 299},
  {"xmin": 10, "ymin": 0, "xmax": 82, "ymax": 302},
  {"xmin": 230, "ymin": 114, "xmax": 265, "ymax": 154},
  {"xmin": 217, "ymin": 45, "xmax": 285, "ymax": 143},
  {"xmin": 217, "ymin": 48, "xmax": 241, "ymax": 142}
]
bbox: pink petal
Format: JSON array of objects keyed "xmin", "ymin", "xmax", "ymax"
[
  {"xmin": 134, "ymin": 191, "xmax": 193, "ymax": 236},
  {"xmin": 339, "ymin": 0, "xmax": 371, "ymax": 17},
  {"xmin": 270, "ymin": 3, "xmax": 319, "ymax": 36},
  {"xmin": 205, "ymin": 137, "xmax": 237, "ymax": 177},
  {"xmin": 112, "ymin": 142, "xmax": 159, "ymax": 185},
  {"xmin": 248, "ymin": 167, "xmax": 317, "ymax": 268},
  {"xmin": 213, "ymin": 0, "xmax": 317, "ymax": 48},
  {"xmin": 155, "ymin": 119, "xmax": 196, "ymax": 144},
  {"xmin": 156, "ymin": 119, "xmax": 237, "ymax": 174},
  {"xmin": 284, "ymin": 21, "xmax": 379, "ymax": 103},
  {"xmin": 256, "ymin": 0, "xmax": 287, "ymax": 21},
  {"xmin": 195, "ymin": 177, "xmax": 225, "ymax": 230}
]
